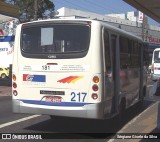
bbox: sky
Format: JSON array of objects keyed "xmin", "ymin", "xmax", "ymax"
[{"xmin": 52, "ymin": 0, "xmax": 159, "ymax": 26}]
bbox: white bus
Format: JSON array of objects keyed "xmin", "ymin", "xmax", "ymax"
[
  {"xmin": 151, "ymin": 48, "xmax": 160, "ymax": 81},
  {"xmin": 12, "ymin": 19, "xmax": 147, "ymax": 119},
  {"xmin": 0, "ymin": 35, "xmax": 14, "ymax": 68}
]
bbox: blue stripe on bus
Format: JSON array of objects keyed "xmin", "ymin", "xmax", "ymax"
[
  {"xmin": 0, "ymin": 36, "xmax": 15, "ymax": 42},
  {"xmin": 20, "ymin": 100, "xmax": 92, "ymax": 107}
]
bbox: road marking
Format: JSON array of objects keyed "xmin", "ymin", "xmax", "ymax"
[{"xmin": 0, "ymin": 115, "xmax": 40, "ymax": 129}]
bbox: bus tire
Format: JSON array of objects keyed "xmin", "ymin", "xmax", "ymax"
[
  {"xmin": 143, "ymin": 86, "xmax": 146, "ymax": 97},
  {"xmin": 120, "ymin": 99, "xmax": 126, "ymax": 114},
  {"xmin": 118, "ymin": 98, "xmax": 126, "ymax": 123},
  {"xmin": 137, "ymin": 86, "xmax": 145, "ymax": 109},
  {"xmin": 50, "ymin": 115, "xmax": 55, "ymax": 119},
  {"xmin": 50, "ymin": 115, "xmax": 58, "ymax": 121}
]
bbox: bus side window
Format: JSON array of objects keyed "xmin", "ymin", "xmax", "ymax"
[
  {"xmin": 111, "ymin": 35, "xmax": 117, "ymax": 81},
  {"xmin": 119, "ymin": 36, "xmax": 130, "ymax": 69},
  {"xmin": 104, "ymin": 30, "xmax": 111, "ymax": 75},
  {"xmin": 130, "ymin": 41, "xmax": 140, "ymax": 68}
]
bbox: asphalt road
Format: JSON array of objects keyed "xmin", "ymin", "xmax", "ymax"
[
  {"xmin": 0, "ymin": 96, "xmax": 31, "ymax": 125},
  {"xmin": 0, "ymin": 96, "xmax": 154, "ymax": 140}
]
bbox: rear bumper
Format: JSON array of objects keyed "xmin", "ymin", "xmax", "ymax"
[{"xmin": 12, "ymin": 99, "xmax": 104, "ymax": 119}]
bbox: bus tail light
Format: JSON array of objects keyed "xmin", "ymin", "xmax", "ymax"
[
  {"xmin": 13, "ymin": 82, "xmax": 17, "ymax": 88},
  {"xmin": 13, "ymin": 90, "xmax": 18, "ymax": 96},
  {"xmin": 12, "ymin": 74, "xmax": 16, "ymax": 81},
  {"xmin": 92, "ymin": 84, "xmax": 98, "ymax": 91},
  {"xmin": 93, "ymin": 76, "xmax": 99, "ymax": 83},
  {"xmin": 92, "ymin": 93, "xmax": 98, "ymax": 100}
]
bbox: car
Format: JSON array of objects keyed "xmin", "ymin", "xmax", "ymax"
[{"xmin": 0, "ymin": 67, "xmax": 9, "ymax": 79}]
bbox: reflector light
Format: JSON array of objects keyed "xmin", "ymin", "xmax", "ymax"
[
  {"xmin": 93, "ymin": 76, "xmax": 99, "ymax": 83},
  {"xmin": 92, "ymin": 93, "xmax": 98, "ymax": 100},
  {"xmin": 13, "ymin": 82, "xmax": 17, "ymax": 88},
  {"xmin": 13, "ymin": 90, "xmax": 18, "ymax": 96},
  {"xmin": 12, "ymin": 74, "xmax": 16, "ymax": 81},
  {"xmin": 92, "ymin": 84, "xmax": 98, "ymax": 91}
]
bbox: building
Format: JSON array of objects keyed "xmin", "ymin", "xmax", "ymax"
[
  {"xmin": 0, "ymin": 1, "xmax": 19, "ymax": 68},
  {"xmin": 56, "ymin": 7, "xmax": 160, "ymax": 64},
  {"xmin": 57, "ymin": 7, "xmax": 160, "ymax": 41}
]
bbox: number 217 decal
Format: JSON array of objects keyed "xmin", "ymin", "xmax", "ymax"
[{"xmin": 71, "ymin": 92, "xmax": 87, "ymax": 102}]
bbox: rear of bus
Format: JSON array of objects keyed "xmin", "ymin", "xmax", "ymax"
[
  {"xmin": 12, "ymin": 19, "xmax": 104, "ymax": 119},
  {"xmin": 151, "ymin": 48, "xmax": 160, "ymax": 81}
]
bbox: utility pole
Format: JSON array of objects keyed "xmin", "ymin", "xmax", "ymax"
[
  {"xmin": 34, "ymin": 0, "xmax": 38, "ymax": 20},
  {"xmin": 136, "ymin": 9, "xmax": 138, "ymax": 27},
  {"xmin": 142, "ymin": 15, "xmax": 148, "ymax": 42}
]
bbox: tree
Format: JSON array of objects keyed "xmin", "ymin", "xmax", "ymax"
[{"xmin": 3, "ymin": 0, "xmax": 55, "ymax": 21}]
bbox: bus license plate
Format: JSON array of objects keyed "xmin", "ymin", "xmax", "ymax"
[{"xmin": 45, "ymin": 96, "xmax": 62, "ymax": 102}]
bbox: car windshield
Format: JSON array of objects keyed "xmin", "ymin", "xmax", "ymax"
[{"xmin": 154, "ymin": 51, "xmax": 160, "ymax": 63}]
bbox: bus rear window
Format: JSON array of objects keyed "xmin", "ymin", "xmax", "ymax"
[{"xmin": 21, "ymin": 24, "xmax": 90, "ymax": 59}]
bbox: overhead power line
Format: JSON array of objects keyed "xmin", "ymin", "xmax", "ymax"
[
  {"xmin": 53, "ymin": 0, "xmax": 135, "ymax": 15},
  {"xmin": 84, "ymin": 0, "xmax": 116, "ymax": 14},
  {"xmin": 62, "ymin": 0, "xmax": 93, "ymax": 12}
]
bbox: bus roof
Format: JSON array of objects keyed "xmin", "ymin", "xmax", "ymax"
[{"xmin": 153, "ymin": 48, "xmax": 160, "ymax": 51}]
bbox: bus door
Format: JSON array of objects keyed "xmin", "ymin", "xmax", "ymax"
[
  {"xmin": 110, "ymin": 34, "xmax": 119, "ymax": 114},
  {"xmin": 103, "ymin": 31, "xmax": 118, "ymax": 116}
]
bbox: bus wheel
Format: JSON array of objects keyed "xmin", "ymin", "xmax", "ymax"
[
  {"xmin": 50, "ymin": 115, "xmax": 57, "ymax": 120},
  {"xmin": 119, "ymin": 99, "xmax": 126, "ymax": 123},
  {"xmin": 143, "ymin": 86, "xmax": 146, "ymax": 97}
]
